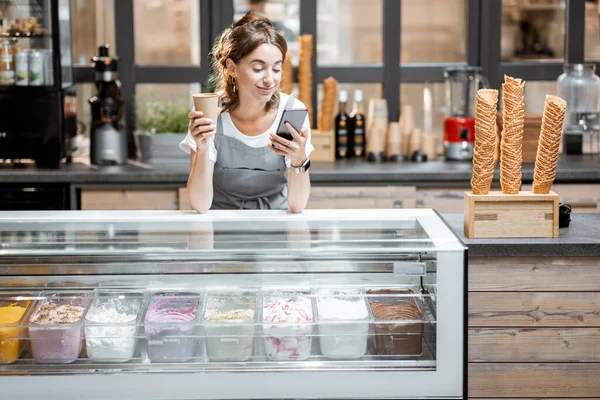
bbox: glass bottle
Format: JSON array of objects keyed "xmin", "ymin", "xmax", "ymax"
[
  {"xmin": 334, "ymin": 90, "xmax": 350, "ymax": 159},
  {"xmin": 0, "ymin": 39, "xmax": 17, "ymax": 86},
  {"xmin": 350, "ymin": 89, "xmax": 366, "ymax": 158}
]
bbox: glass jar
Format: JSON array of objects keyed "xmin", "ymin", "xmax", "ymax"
[
  {"xmin": 557, "ymin": 63, "xmax": 600, "ymax": 134},
  {"xmin": 0, "ymin": 39, "xmax": 16, "ymax": 86}
]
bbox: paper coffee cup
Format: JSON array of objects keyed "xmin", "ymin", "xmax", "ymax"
[{"xmin": 192, "ymin": 93, "xmax": 219, "ymax": 122}]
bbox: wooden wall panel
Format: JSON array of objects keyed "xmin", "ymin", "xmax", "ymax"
[
  {"xmin": 469, "ymin": 328, "xmax": 600, "ymax": 362},
  {"xmin": 469, "ymin": 292, "xmax": 600, "ymax": 327},
  {"xmin": 81, "ymin": 189, "xmax": 178, "ymax": 210},
  {"xmin": 469, "ymin": 257, "xmax": 600, "ymax": 292},
  {"xmin": 468, "ymin": 257, "xmax": 600, "ymax": 398},
  {"xmin": 469, "ymin": 364, "xmax": 600, "ymax": 398}
]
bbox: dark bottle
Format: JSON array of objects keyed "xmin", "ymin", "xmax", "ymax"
[
  {"xmin": 350, "ymin": 89, "xmax": 366, "ymax": 158},
  {"xmin": 334, "ymin": 89, "xmax": 350, "ymax": 159}
]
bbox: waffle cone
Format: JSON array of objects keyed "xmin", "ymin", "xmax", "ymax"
[
  {"xmin": 532, "ymin": 95, "xmax": 566, "ymax": 194},
  {"xmin": 471, "ymin": 89, "xmax": 499, "ymax": 194},
  {"xmin": 500, "ymin": 75, "xmax": 525, "ymax": 194}
]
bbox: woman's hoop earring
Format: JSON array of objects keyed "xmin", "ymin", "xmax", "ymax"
[{"xmin": 232, "ymin": 77, "xmax": 237, "ymax": 93}]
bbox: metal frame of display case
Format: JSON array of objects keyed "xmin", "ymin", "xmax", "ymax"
[
  {"xmin": 71, "ymin": 0, "xmax": 591, "ymax": 140},
  {"xmin": 0, "ymin": 209, "xmax": 467, "ymax": 400}
]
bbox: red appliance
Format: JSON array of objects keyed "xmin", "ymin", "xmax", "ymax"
[{"xmin": 443, "ymin": 67, "xmax": 489, "ymax": 161}]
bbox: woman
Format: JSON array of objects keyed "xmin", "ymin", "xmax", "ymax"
[{"xmin": 180, "ymin": 12, "xmax": 313, "ymax": 213}]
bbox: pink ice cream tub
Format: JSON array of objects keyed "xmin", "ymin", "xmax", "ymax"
[
  {"xmin": 262, "ymin": 293, "xmax": 314, "ymax": 361},
  {"xmin": 28, "ymin": 291, "xmax": 90, "ymax": 364}
]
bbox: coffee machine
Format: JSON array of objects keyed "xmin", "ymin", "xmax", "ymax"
[
  {"xmin": 443, "ymin": 66, "xmax": 489, "ymax": 161},
  {"xmin": 89, "ymin": 44, "xmax": 127, "ymax": 165}
]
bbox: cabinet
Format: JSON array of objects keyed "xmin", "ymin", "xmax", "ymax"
[
  {"xmin": 468, "ymin": 256, "xmax": 600, "ymax": 397},
  {"xmin": 0, "ymin": 209, "xmax": 466, "ymax": 400},
  {"xmin": 0, "ymin": 0, "xmax": 74, "ymax": 167},
  {"xmin": 80, "ymin": 188, "xmax": 179, "ymax": 210}
]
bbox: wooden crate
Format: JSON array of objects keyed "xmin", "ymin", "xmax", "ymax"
[
  {"xmin": 310, "ymin": 129, "xmax": 335, "ymax": 161},
  {"xmin": 464, "ymin": 191, "xmax": 559, "ymax": 238}
]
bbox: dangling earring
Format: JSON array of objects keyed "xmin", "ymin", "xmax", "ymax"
[{"xmin": 232, "ymin": 77, "xmax": 237, "ymax": 93}]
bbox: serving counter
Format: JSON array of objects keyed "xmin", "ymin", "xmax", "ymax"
[{"xmin": 0, "ymin": 209, "xmax": 466, "ymax": 400}]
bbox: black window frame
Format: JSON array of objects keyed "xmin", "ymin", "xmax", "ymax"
[{"xmin": 73, "ymin": 0, "xmax": 591, "ymax": 132}]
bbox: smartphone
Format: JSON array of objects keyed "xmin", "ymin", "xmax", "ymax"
[{"xmin": 276, "ymin": 108, "xmax": 308, "ymax": 141}]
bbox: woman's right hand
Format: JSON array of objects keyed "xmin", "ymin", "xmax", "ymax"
[{"xmin": 188, "ymin": 108, "xmax": 221, "ymax": 151}]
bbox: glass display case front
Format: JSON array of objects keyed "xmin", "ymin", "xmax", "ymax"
[{"xmin": 0, "ymin": 209, "xmax": 466, "ymax": 400}]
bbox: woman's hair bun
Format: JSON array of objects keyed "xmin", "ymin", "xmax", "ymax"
[{"xmin": 232, "ymin": 11, "xmax": 273, "ymax": 29}]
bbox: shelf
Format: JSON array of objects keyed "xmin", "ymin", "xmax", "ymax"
[
  {"xmin": 0, "ymin": 33, "xmax": 51, "ymax": 39},
  {"xmin": 0, "ymin": 85, "xmax": 58, "ymax": 93},
  {"xmin": 0, "ymin": 349, "xmax": 437, "ymax": 375}
]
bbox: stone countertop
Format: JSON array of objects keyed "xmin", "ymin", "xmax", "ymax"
[
  {"xmin": 442, "ymin": 212, "xmax": 600, "ymax": 257},
  {"xmin": 1, "ymin": 155, "xmax": 600, "ymax": 186}
]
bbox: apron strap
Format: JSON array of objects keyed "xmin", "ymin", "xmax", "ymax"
[{"xmin": 216, "ymin": 113, "xmax": 224, "ymax": 135}]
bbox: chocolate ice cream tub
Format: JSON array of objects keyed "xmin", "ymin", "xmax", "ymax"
[
  {"xmin": 28, "ymin": 291, "xmax": 91, "ymax": 364},
  {"xmin": 367, "ymin": 289, "xmax": 424, "ymax": 356},
  {"xmin": 144, "ymin": 292, "xmax": 200, "ymax": 362}
]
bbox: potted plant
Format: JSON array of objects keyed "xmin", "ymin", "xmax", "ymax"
[
  {"xmin": 134, "ymin": 79, "xmax": 217, "ymax": 163},
  {"xmin": 134, "ymin": 99, "xmax": 191, "ymax": 163}
]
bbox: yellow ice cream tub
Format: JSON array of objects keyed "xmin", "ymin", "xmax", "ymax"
[{"xmin": 0, "ymin": 298, "xmax": 31, "ymax": 364}]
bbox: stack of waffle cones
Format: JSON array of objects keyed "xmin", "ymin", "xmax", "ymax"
[
  {"xmin": 471, "ymin": 89, "xmax": 499, "ymax": 194},
  {"xmin": 298, "ymin": 35, "xmax": 313, "ymax": 125},
  {"xmin": 281, "ymin": 52, "xmax": 293, "ymax": 95},
  {"xmin": 500, "ymin": 75, "xmax": 525, "ymax": 194},
  {"xmin": 532, "ymin": 95, "xmax": 567, "ymax": 194},
  {"xmin": 318, "ymin": 77, "xmax": 337, "ymax": 131},
  {"xmin": 470, "ymin": 75, "xmax": 567, "ymax": 196}
]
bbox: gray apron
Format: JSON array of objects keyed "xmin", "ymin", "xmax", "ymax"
[{"xmin": 211, "ymin": 95, "xmax": 296, "ymax": 210}]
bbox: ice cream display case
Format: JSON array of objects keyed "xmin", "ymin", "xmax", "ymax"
[{"xmin": 0, "ymin": 209, "xmax": 466, "ymax": 400}]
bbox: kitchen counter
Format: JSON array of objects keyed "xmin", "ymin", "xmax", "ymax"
[
  {"xmin": 1, "ymin": 155, "xmax": 600, "ymax": 186},
  {"xmin": 442, "ymin": 212, "xmax": 600, "ymax": 257}
]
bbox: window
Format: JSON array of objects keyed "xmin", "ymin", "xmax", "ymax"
[
  {"xmin": 234, "ymin": 0, "xmax": 301, "ymax": 65},
  {"xmin": 133, "ymin": 0, "xmax": 201, "ymax": 65},
  {"xmin": 317, "ymin": 83, "xmax": 382, "ymax": 116},
  {"xmin": 585, "ymin": 1, "xmax": 600, "ymax": 61},
  {"xmin": 501, "ymin": 0, "xmax": 565, "ymax": 62},
  {"xmin": 70, "ymin": 0, "xmax": 115, "ymax": 65},
  {"xmin": 400, "ymin": 83, "xmax": 445, "ymax": 153},
  {"xmin": 401, "ymin": 0, "xmax": 466, "ymax": 63},
  {"xmin": 317, "ymin": 0, "xmax": 383, "ymax": 65},
  {"xmin": 67, "ymin": 1, "xmax": 587, "ymax": 139},
  {"xmin": 74, "ymin": 83, "xmax": 94, "ymax": 134},
  {"xmin": 134, "ymin": 83, "xmax": 201, "ymax": 133},
  {"xmin": 523, "ymin": 80, "xmax": 557, "ymax": 114}
]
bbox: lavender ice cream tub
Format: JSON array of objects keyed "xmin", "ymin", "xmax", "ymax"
[{"xmin": 144, "ymin": 292, "xmax": 199, "ymax": 362}]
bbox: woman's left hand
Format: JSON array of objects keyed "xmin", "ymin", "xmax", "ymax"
[{"xmin": 268, "ymin": 122, "xmax": 308, "ymax": 167}]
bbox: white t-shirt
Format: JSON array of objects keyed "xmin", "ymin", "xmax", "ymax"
[{"xmin": 179, "ymin": 93, "xmax": 314, "ymax": 168}]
